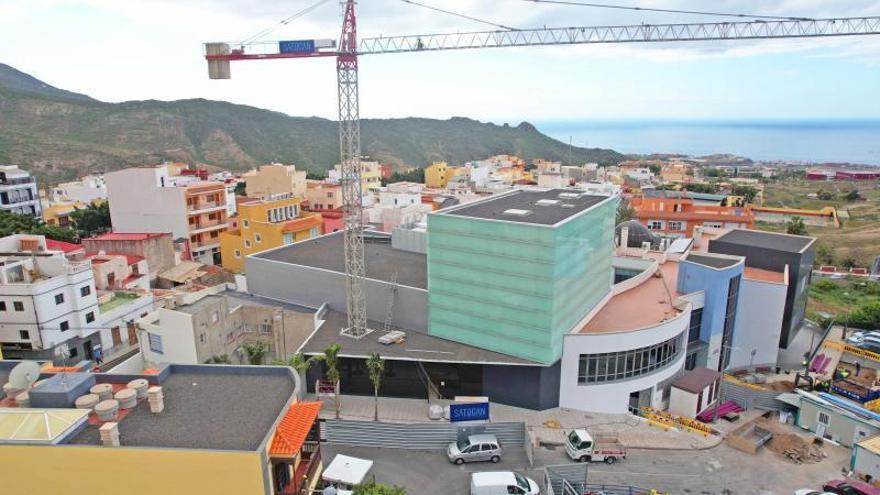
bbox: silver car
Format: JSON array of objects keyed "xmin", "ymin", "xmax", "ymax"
[{"xmin": 447, "ymin": 434, "xmax": 502, "ymax": 465}]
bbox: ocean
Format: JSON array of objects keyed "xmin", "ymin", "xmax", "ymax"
[{"xmin": 535, "ymin": 119, "xmax": 880, "ymax": 165}]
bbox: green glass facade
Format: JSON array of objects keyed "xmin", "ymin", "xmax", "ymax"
[{"xmin": 427, "ymin": 198, "xmax": 616, "ymax": 364}]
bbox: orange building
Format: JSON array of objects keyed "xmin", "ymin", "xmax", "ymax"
[{"xmin": 631, "ymin": 197, "xmax": 754, "ymax": 237}]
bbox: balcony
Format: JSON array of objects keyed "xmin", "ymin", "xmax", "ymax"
[
  {"xmin": 277, "ymin": 443, "xmax": 321, "ymax": 495},
  {"xmin": 187, "ymin": 201, "xmax": 225, "ymax": 214},
  {"xmin": 189, "ymin": 220, "xmax": 226, "ymax": 234},
  {"xmin": 0, "ymin": 177, "xmax": 36, "ymax": 187}
]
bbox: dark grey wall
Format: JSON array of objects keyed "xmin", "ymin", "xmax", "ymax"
[
  {"xmin": 483, "ymin": 361, "xmax": 560, "ymax": 411},
  {"xmin": 246, "ymin": 256, "xmax": 428, "ymax": 332},
  {"xmin": 708, "ymin": 239, "xmax": 815, "ymax": 348}
]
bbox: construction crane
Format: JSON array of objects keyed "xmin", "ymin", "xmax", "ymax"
[{"xmin": 204, "ymin": 1, "xmax": 880, "ymax": 339}]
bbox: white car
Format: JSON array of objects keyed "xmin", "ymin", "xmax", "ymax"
[
  {"xmin": 470, "ymin": 471, "xmax": 539, "ymax": 495},
  {"xmin": 793, "ymin": 490, "xmax": 835, "ymax": 495}
]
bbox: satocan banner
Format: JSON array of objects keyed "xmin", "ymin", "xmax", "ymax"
[{"xmin": 449, "ymin": 402, "xmax": 490, "ymax": 422}]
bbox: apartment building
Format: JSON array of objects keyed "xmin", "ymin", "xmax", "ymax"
[
  {"xmin": 50, "ymin": 175, "xmax": 107, "ymax": 203},
  {"xmin": 82, "ymin": 232, "xmax": 176, "ymax": 281},
  {"xmin": 305, "ymin": 180, "xmax": 343, "ymax": 211},
  {"xmin": 0, "ymin": 165, "xmax": 41, "ymax": 218},
  {"xmin": 425, "ymin": 161, "xmax": 449, "ymax": 188},
  {"xmin": 365, "ymin": 188, "xmax": 432, "ymax": 232},
  {"xmin": 631, "ymin": 196, "xmax": 754, "ymax": 237},
  {"xmin": 328, "ymin": 160, "xmax": 382, "ymax": 195},
  {"xmin": 219, "ymin": 197, "xmax": 322, "ymax": 273},
  {"xmin": 106, "ymin": 165, "xmax": 228, "ymax": 264},
  {"xmin": 244, "ymin": 163, "xmax": 307, "ymax": 200},
  {"xmin": 0, "ymin": 235, "xmax": 99, "ymax": 361}
]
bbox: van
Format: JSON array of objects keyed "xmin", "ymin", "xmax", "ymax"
[
  {"xmin": 470, "ymin": 471, "xmax": 540, "ymax": 495},
  {"xmin": 447, "ymin": 434, "xmax": 502, "ymax": 465}
]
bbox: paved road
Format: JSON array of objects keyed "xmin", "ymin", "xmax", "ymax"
[{"xmin": 324, "ymin": 440, "xmax": 852, "ymax": 495}]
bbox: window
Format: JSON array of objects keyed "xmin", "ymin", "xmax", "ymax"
[
  {"xmin": 67, "ymin": 342, "xmax": 78, "ymax": 358},
  {"xmin": 309, "ymin": 227, "xmax": 319, "ymax": 238},
  {"xmin": 80, "ymin": 285, "xmax": 91, "ymax": 297},
  {"xmin": 259, "ymin": 323, "xmax": 272, "ymax": 334},
  {"xmin": 578, "ymin": 332, "xmax": 685, "ymax": 384},
  {"xmin": 19, "ymin": 330, "xmax": 29, "ymax": 340},
  {"xmin": 818, "ymin": 411, "xmax": 830, "ymax": 426},
  {"xmin": 200, "ymin": 333, "xmax": 206, "ymax": 343},
  {"xmin": 0, "ymin": 301, "xmax": 5, "ymax": 311},
  {"xmin": 211, "ymin": 311, "xmax": 219, "ymax": 324},
  {"xmin": 59, "ymin": 321, "xmax": 70, "ymax": 332},
  {"xmin": 668, "ymin": 221, "xmax": 684, "ymax": 231},
  {"xmin": 255, "ymin": 233, "xmax": 262, "ymax": 243},
  {"xmin": 244, "ymin": 239, "xmax": 252, "ymax": 248},
  {"xmin": 243, "ymin": 219, "xmax": 250, "ymax": 228},
  {"xmin": 234, "ymin": 249, "xmax": 241, "ymax": 259},
  {"xmin": 719, "ymin": 275, "xmax": 741, "ymax": 371},
  {"xmin": 13, "ymin": 301, "xmax": 24, "ymax": 312},
  {"xmin": 647, "ymin": 220, "xmax": 664, "ymax": 230},
  {"xmin": 54, "ymin": 293, "xmax": 65, "ymax": 305},
  {"xmin": 85, "ymin": 311, "xmax": 95, "ymax": 323},
  {"xmin": 688, "ymin": 308, "xmax": 703, "ymax": 343},
  {"xmin": 148, "ymin": 332, "xmax": 164, "ymax": 354}
]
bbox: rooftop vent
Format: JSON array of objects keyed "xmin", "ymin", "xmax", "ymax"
[
  {"xmin": 560, "ymin": 203, "xmax": 576, "ymax": 208},
  {"xmin": 535, "ymin": 199, "xmax": 560, "ymax": 206},
  {"xmin": 503, "ymin": 209, "xmax": 533, "ymax": 217},
  {"xmin": 558, "ymin": 192, "xmax": 582, "ymax": 199}
]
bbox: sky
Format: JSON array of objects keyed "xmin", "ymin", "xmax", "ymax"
[{"xmin": 1, "ymin": 0, "xmax": 880, "ymax": 122}]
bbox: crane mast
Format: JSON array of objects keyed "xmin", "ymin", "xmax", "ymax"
[{"xmin": 204, "ymin": 4, "xmax": 880, "ymax": 340}]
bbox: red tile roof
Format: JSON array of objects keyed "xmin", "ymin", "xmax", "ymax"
[
  {"xmin": 269, "ymin": 402, "xmax": 321, "ymax": 457},
  {"xmin": 125, "ymin": 255, "xmax": 145, "ymax": 265},
  {"xmin": 46, "ymin": 239, "xmax": 84, "ymax": 253},
  {"xmin": 86, "ymin": 232, "xmax": 169, "ymax": 241}
]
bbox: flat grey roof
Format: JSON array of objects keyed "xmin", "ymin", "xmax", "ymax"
[
  {"xmin": 68, "ymin": 368, "xmax": 294, "ymax": 450},
  {"xmin": 714, "ymin": 229, "xmax": 815, "ymax": 253},
  {"xmin": 686, "ymin": 253, "xmax": 742, "ymax": 269},
  {"xmin": 302, "ymin": 310, "xmax": 539, "ymax": 366},
  {"xmin": 221, "ymin": 290, "xmax": 317, "ymax": 314},
  {"xmin": 174, "ymin": 294, "xmax": 225, "ymax": 315},
  {"xmin": 253, "ymin": 231, "xmax": 427, "ymax": 289},
  {"xmin": 440, "ymin": 189, "xmax": 608, "ymax": 225}
]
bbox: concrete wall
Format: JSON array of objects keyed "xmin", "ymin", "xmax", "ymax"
[
  {"xmin": 729, "ymin": 278, "xmax": 787, "ymax": 369},
  {"xmin": 483, "ymin": 361, "xmax": 560, "ymax": 411},
  {"xmin": 139, "ymin": 309, "xmax": 198, "ymax": 365},
  {"xmin": 245, "ymin": 256, "xmax": 428, "ymax": 333},
  {"xmin": 107, "ymin": 168, "xmax": 189, "ymax": 238},
  {"xmin": 853, "ymin": 443, "xmax": 880, "ymax": 482},
  {"xmin": 83, "ymin": 234, "xmax": 175, "ymax": 280},
  {"xmin": 0, "ymin": 445, "xmax": 267, "ymax": 495},
  {"xmin": 559, "ymin": 308, "xmax": 689, "ymax": 413}
]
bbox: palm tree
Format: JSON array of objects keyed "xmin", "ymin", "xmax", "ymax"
[
  {"xmin": 273, "ymin": 352, "xmax": 318, "ymax": 400},
  {"xmin": 366, "ymin": 353, "xmax": 385, "ymax": 421},
  {"xmin": 313, "ymin": 343, "xmax": 342, "ymax": 418}
]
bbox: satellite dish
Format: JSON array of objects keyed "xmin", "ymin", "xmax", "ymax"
[{"xmin": 8, "ymin": 361, "xmax": 41, "ymax": 390}]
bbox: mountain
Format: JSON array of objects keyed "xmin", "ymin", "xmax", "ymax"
[{"xmin": 0, "ymin": 64, "xmax": 624, "ymax": 185}]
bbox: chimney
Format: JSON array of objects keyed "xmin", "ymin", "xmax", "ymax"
[
  {"xmin": 148, "ymin": 386, "xmax": 164, "ymax": 413},
  {"xmin": 99, "ymin": 422, "xmax": 120, "ymax": 447}
]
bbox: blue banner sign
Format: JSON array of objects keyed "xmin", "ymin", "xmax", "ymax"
[
  {"xmin": 279, "ymin": 40, "xmax": 316, "ymax": 54},
  {"xmin": 449, "ymin": 402, "xmax": 490, "ymax": 422}
]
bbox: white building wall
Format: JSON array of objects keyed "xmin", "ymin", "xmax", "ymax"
[
  {"xmin": 560, "ymin": 309, "xmax": 690, "ymax": 413},
  {"xmin": 137, "ymin": 309, "xmax": 198, "ymax": 365},
  {"xmin": 854, "ymin": 446, "xmax": 880, "ymax": 482},
  {"xmin": 96, "ymin": 293, "xmax": 155, "ymax": 352},
  {"xmin": 729, "ymin": 278, "xmax": 787, "ymax": 369},
  {"xmin": 106, "ymin": 167, "xmax": 189, "ymax": 238}
]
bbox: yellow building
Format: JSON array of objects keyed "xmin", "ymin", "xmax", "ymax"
[
  {"xmin": 0, "ymin": 365, "xmax": 324, "ymax": 495},
  {"xmin": 244, "ymin": 163, "xmax": 307, "ymax": 200},
  {"xmin": 425, "ymin": 161, "xmax": 449, "ymax": 188},
  {"xmin": 331, "ymin": 160, "xmax": 382, "ymax": 195},
  {"xmin": 220, "ymin": 197, "xmax": 323, "ymax": 273}
]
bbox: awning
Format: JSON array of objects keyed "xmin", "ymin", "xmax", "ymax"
[
  {"xmin": 269, "ymin": 401, "xmax": 322, "ymax": 458},
  {"xmin": 776, "ymin": 392, "xmax": 802, "ymax": 408},
  {"xmin": 322, "ymin": 454, "xmax": 373, "ymax": 485}
]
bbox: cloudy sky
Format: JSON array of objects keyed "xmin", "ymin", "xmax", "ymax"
[{"xmin": 1, "ymin": 0, "xmax": 879, "ymax": 122}]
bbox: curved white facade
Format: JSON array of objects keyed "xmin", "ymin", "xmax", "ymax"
[{"xmin": 559, "ymin": 306, "xmax": 690, "ymax": 414}]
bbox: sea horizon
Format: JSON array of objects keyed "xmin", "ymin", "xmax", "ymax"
[{"xmin": 534, "ymin": 118, "xmax": 880, "ymax": 165}]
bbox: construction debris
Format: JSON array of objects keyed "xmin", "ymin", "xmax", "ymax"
[{"xmin": 767, "ymin": 433, "xmax": 826, "ymax": 464}]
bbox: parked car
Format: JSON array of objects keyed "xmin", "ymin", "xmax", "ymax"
[
  {"xmin": 847, "ymin": 332, "xmax": 866, "ymax": 346},
  {"xmin": 470, "ymin": 471, "xmax": 539, "ymax": 495},
  {"xmin": 822, "ymin": 479, "xmax": 880, "ymax": 495},
  {"xmin": 448, "ymin": 434, "xmax": 502, "ymax": 465},
  {"xmin": 794, "ymin": 490, "xmax": 837, "ymax": 495},
  {"xmin": 565, "ymin": 428, "xmax": 627, "ymax": 464}
]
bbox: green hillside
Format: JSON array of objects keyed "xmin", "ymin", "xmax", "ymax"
[{"xmin": 0, "ymin": 64, "xmax": 624, "ymax": 185}]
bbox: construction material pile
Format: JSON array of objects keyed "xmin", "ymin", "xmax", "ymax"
[{"xmin": 768, "ymin": 433, "xmax": 826, "ymax": 464}]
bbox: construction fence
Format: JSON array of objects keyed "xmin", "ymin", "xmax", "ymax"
[
  {"xmin": 321, "ymin": 419, "xmax": 525, "ymax": 451},
  {"xmin": 544, "ymin": 464, "xmax": 666, "ymax": 495}
]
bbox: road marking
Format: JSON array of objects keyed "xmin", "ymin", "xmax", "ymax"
[{"xmin": 588, "ymin": 469, "xmax": 702, "ymax": 478}]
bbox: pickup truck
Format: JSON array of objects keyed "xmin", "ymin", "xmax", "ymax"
[{"xmin": 565, "ymin": 428, "xmax": 627, "ymax": 464}]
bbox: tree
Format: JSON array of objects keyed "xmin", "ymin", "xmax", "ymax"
[
  {"xmin": 233, "ymin": 181, "xmax": 247, "ymax": 196},
  {"xmin": 647, "ymin": 163, "xmax": 661, "ymax": 175},
  {"xmin": 816, "ymin": 189, "xmax": 835, "ymax": 201},
  {"xmin": 815, "ymin": 243, "xmax": 835, "ymax": 266},
  {"xmin": 0, "ymin": 210, "xmax": 78, "ymax": 243},
  {"xmin": 786, "ymin": 216, "xmax": 807, "ymax": 236},
  {"xmin": 383, "ymin": 167, "xmax": 425, "ymax": 186},
  {"xmin": 845, "ymin": 189, "xmax": 861, "ymax": 201},
  {"xmin": 366, "ymin": 353, "xmax": 385, "ymax": 421},
  {"xmin": 69, "ymin": 201, "xmax": 111, "ymax": 238},
  {"xmin": 731, "ymin": 185, "xmax": 758, "ymax": 204},
  {"xmin": 274, "ymin": 352, "xmax": 318, "ymax": 399},
  {"xmin": 242, "ymin": 341, "xmax": 270, "ymax": 365},
  {"xmin": 206, "ymin": 354, "xmax": 232, "ymax": 364},
  {"xmin": 850, "ymin": 303, "xmax": 880, "ymax": 330},
  {"xmin": 306, "ymin": 170, "xmax": 326, "ymax": 180},
  {"xmin": 313, "ymin": 343, "xmax": 342, "ymax": 418},
  {"xmin": 615, "ymin": 196, "xmax": 635, "ymax": 225},
  {"xmin": 353, "ymin": 480, "xmax": 407, "ymax": 495}
]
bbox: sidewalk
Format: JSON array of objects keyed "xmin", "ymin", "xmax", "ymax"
[{"xmin": 309, "ymin": 393, "xmax": 721, "ymax": 450}]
